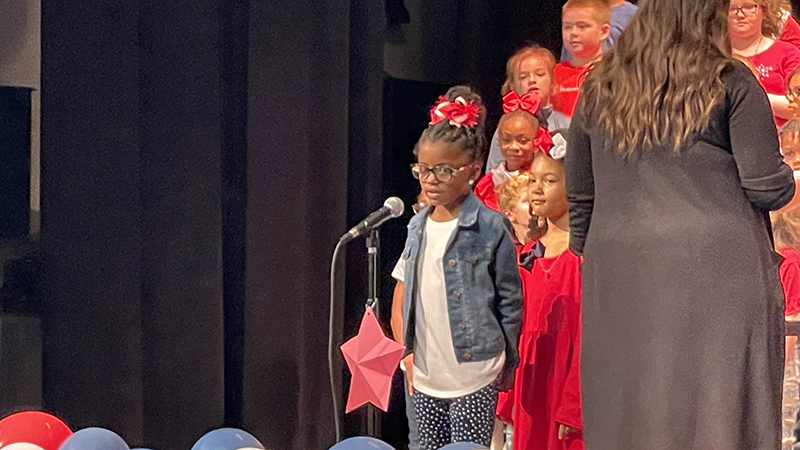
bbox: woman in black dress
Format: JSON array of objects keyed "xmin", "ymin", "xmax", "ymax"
[{"xmin": 566, "ymin": 0, "xmax": 796, "ymax": 449}]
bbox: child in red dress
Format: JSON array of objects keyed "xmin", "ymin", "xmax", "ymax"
[
  {"xmin": 552, "ymin": 0, "xmax": 611, "ymax": 118},
  {"xmin": 475, "ymin": 91, "xmax": 552, "ymax": 210},
  {"xmin": 771, "ymin": 209, "xmax": 800, "ymax": 448},
  {"xmin": 511, "ymin": 137, "xmax": 584, "ymax": 450}
]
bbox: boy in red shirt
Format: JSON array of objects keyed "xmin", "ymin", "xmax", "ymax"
[{"xmin": 552, "ymin": 0, "xmax": 611, "ymax": 118}]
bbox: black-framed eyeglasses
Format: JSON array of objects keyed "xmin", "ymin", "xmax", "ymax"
[
  {"xmin": 728, "ymin": 4, "xmax": 760, "ymax": 16},
  {"xmin": 410, "ymin": 163, "xmax": 472, "ymax": 183}
]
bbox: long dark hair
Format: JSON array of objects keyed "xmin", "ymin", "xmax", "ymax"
[{"xmin": 580, "ymin": 0, "xmax": 732, "ymax": 153}]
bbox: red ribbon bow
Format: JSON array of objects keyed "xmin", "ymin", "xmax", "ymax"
[
  {"xmin": 534, "ymin": 127, "xmax": 553, "ymax": 154},
  {"xmin": 429, "ymin": 96, "xmax": 480, "ymax": 128},
  {"xmin": 502, "ymin": 91, "xmax": 542, "ymax": 115}
]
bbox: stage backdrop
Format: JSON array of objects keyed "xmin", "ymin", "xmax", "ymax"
[{"xmin": 38, "ymin": 0, "xmax": 560, "ymax": 449}]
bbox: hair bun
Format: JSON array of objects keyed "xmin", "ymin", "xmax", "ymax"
[
  {"xmin": 443, "ymin": 85, "xmax": 486, "ymax": 130},
  {"xmin": 417, "ymin": 85, "xmax": 489, "ymax": 163}
]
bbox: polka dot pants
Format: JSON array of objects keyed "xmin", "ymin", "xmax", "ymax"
[{"xmin": 413, "ymin": 384, "xmax": 498, "ymax": 450}]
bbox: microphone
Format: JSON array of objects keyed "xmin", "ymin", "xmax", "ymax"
[{"xmin": 340, "ymin": 197, "xmax": 405, "ymax": 243}]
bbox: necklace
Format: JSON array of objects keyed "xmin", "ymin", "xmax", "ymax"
[
  {"xmin": 538, "ymin": 250, "xmax": 567, "ymax": 279},
  {"xmin": 735, "ymin": 33, "xmax": 765, "ymax": 58},
  {"xmin": 753, "ymin": 33, "xmax": 765, "ymax": 55}
]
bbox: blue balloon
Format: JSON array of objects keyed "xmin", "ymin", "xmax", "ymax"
[
  {"xmin": 59, "ymin": 428, "xmax": 130, "ymax": 450},
  {"xmin": 191, "ymin": 428, "xmax": 264, "ymax": 450},
  {"xmin": 328, "ymin": 437, "xmax": 394, "ymax": 450},
  {"xmin": 440, "ymin": 443, "xmax": 488, "ymax": 450}
]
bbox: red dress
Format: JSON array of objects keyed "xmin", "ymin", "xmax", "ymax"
[
  {"xmin": 496, "ymin": 240, "xmax": 546, "ymax": 423},
  {"xmin": 780, "ymin": 247, "xmax": 800, "ymax": 316},
  {"xmin": 512, "ymin": 249, "xmax": 584, "ymax": 450}
]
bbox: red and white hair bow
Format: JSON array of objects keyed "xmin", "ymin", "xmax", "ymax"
[
  {"xmin": 429, "ymin": 96, "xmax": 480, "ymax": 128},
  {"xmin": 502, "ymin": 91, "xmax": 542, "ymax": 115}
]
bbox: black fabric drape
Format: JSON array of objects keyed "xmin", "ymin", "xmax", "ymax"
[
  {"xmin": 42, "ymin": 0, "xmax": 370, "ymax": 448},
  {"xmin": 137, "ymin": 0, "xmax": 226, "ymax": 447},
  {"xmin": 243, "ymin": 0, "xmax": 356, "ymax": 447},
  {"xmin": 41, "ymin": 0, "xmax": 227, "ymax": 448},
  {"xmin": 40, "ymin": 0, "xmax": 145, "ymax": 441},
  {"xmin": 39, "ymin": 0, "xmax": 559, "ymax": 449}
]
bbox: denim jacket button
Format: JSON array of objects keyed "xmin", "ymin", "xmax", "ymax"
[
  {"xmin": 458, "ymin": 322, "xmax": 466, "ymax": 330},
  {"xmin": 452, "ymin": 291, "xmax": 460, "ymax": 298},
  {"xmin": 448, "ymin": 259, "xmax": 456, "ymax": 267},
  {"xmin": 463, "ymin": 352, "xmax": 472, "ymax": 360}
]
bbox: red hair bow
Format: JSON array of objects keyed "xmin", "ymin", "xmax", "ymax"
[
  {"xmin": 534, "ymin": 127, "xmax": 553, "ymax": 154},
  {"xmin": 429, "ymin": 96, "xmax": 480, "ymax": 128},
  {"xmin": 502, "ymin": 91, "xmax": 542, "ymax": 115}
]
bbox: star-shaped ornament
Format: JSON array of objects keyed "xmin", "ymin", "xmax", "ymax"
[{"xmin": 341, "ymin": 306, "xmax": 405, "ymax": 413}]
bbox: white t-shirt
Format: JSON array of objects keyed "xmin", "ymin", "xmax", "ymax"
[{"xmin": 392, "ymin": 217, "xmax": 505, "ymax": 398}]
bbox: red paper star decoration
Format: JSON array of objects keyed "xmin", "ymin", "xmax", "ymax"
[{"xmin": 341, "ymin": 306, "xmax": 405, "ymax": 413}]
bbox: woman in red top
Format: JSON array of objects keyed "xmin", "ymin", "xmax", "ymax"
[
  {"xmin": 511, "ymin": 141, "xmax": 583, "ymax": 450},
  {"xmin": 475, "ymin": 91, "xmax": 552, "ymax": 211},
  {"xmin": 730, "ymin": 0, "xmax": 800, "ymax": 126}
]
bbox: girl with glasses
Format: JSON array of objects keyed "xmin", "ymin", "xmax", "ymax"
[
  {"xmin": 729, "ymin": 0, "xmax": 800, "ymax": 126},
  {"xmin": 392, "ymin": 85, "xmax": 523, "ymax": 450}
]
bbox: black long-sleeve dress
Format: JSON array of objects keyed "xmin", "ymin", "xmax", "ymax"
[{"xmin": 565, "ymin": 62, "xmax": 795, "ymax": 450}]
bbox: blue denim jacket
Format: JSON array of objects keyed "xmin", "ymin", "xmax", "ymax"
[{"xmin": 400, "ymin": 193, "xmax": 523, "ymax": 371}]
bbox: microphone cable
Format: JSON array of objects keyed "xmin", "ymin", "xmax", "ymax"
[{"xmin": 329, "ymin": 239, "xmax": 345, "ymax": 443}]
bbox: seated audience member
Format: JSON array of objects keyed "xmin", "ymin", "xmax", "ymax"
[
  {"xmin": 552, "ymin": 0, "xmax": 611, "ymax": 118},
  {"xmin": 730, "ymin": 0, "xmax": 800, "ymax": 126}
]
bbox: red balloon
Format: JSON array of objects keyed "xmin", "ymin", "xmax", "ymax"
[{"xmin": 0, "ymin": 411, "xmax": 72, "ymax": 450}]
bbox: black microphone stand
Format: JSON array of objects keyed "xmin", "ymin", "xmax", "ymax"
[{"xmin": 365, "ymin": 228, "xmax": 381, "ymax": 438}]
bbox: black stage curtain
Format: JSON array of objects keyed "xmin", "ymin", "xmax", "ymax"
[
  {"xmin": 40, "ymin": 0, "xmax": 368, "ymax": 448},
  {"xmin": 41, "ymin": 0, "xmax": 228, "ymax": 448},
  {"xmin": 39, "ymin": 0, "xmax": 558, "ymax": 449},
  {"xmin": 242, "ymin": 0, "xmax": 354, "ymax": 448}
]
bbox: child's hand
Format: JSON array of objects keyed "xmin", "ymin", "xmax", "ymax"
[
  {"xmin": 497, "ymin": 369, "xmax": 515, "ymax": 392},
  {"xmin": 403, "ymin": 354, "xmax": 414, "ymax": 394},
  {"xmin": 557, "ymin": 424, "xmax": 578, "ymax": 440}
]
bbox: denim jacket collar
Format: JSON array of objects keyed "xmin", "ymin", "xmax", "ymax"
[{"xmin": 408, "ymin": 192, "xmax": 481, "ymax": 232}]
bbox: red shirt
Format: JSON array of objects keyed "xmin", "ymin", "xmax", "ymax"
[
  {"xmin": 505, "ymin": 249, "xmax": 584, "ymax": 450},
  {"xmin": 780, "ymin": 247, "xmax": 800, "ymax": 316},
  {"xmin": 552, "ymin": 62, "xmax": 591, "ymax": 118},
  {"xmin": 747, "ymin": 40, "xmax": 800, "ymax": 126},
  {"xmin": 780, "ymin": 15, "xmax": 800, "ymax": 52}
]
